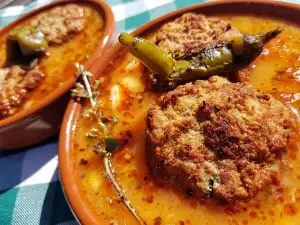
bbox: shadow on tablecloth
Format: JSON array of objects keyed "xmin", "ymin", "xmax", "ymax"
[{"xmin": 39, "ymin": 167, "xmax": 78, "ymax": 225}]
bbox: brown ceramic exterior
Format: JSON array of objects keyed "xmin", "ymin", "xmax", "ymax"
[
  {"xmin": 59, "ymin": 0, "xmax": 300, "ymax": 224},
  {"xmin": 0, "ymin": 0, "xmax": 115, "ymax": 150}
]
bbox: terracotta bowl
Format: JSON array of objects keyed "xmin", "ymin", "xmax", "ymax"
[
  {"xmin": 59, "ymin": 0, "xmax": 300, "ymax": 224},
  {"xmin": 0, "ymin": 0, "xmax": 115, "ymax": 150}
]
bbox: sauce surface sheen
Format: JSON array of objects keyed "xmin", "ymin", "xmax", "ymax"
[{"xmin": 74, "ymin": 16, "xmax": 300, "ymax": 225}]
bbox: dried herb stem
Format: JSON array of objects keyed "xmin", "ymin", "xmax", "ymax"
[
  {"xmin": 104, "ymin": 153, "xmax": 146, "ymax": 225},
  {"xmin": 74, "ymin": 63, "xmax": 107, "ymax": 133},
  {"xmin": 73, "ymin": 63, "xmax": 145, "ymax": 224},
  {"xmin": 75, "ymin": 63, "xmax": 96, "ymax": 107},
  {"xmin": 83, "ymin": 74, "xmax": 96, "ymax": 107}
]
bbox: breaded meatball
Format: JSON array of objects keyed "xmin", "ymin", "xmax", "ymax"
[
  {"xmin": 31, "ymin": 4, "xmax": 84, "ymax": 45},
  {"xmin": 146, "ymin": 76, "xmax": 295, "ymax": 202},
  {"xmin": 155, "ymin": 13, "xmax": 242, "ymax": 55},
  {"xmin": 0, "ymin": 66, "xmax": 44, "ymax": 118}
]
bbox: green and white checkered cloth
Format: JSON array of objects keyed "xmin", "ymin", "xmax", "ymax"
[{"xmin": 0, "ymin": 0, "xmax": 299, "ymax": 224}]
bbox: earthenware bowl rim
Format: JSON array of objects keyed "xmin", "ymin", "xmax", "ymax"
[
  {"xmin": 59, "ymin": 0, "xmax": 300, "ymax": 224},
  {"xmin": 0, "ymin": 0, "xmax": 115, "ymax": 129}
]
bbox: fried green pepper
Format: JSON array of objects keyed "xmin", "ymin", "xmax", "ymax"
[
  {"xmin": 6, "ymin": 25, "xmax": 48, "ymax": 60},
  {"xmin": 118, "ymin": 30, "xmax": 281, "ymax": 88},
  {"xmin": 118, "ymin": 32, "xmax": 173, "ymax": 76}
]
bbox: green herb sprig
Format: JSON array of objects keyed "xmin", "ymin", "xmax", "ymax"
[{"xmin": 72, "ymin": 63, "xmax": 146, "ymax": 225}]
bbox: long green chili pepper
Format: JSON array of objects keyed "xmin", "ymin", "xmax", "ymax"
[
  {"xmin": 119, "ymin": 32, "xmax": 173, "ymax": 77},
  {"xmin": 118, "ymin": 30, "xmax": 281, "ymax": 88},
  {"xmin": 6, "ymin": 25, "xmax": 48, "ymax": 60}
]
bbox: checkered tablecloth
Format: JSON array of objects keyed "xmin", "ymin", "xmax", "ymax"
[{"xmin": 0, "ymin": 0, "xmax": 299, "ymax": 224}]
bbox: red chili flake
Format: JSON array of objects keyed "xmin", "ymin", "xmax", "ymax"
[
  {"xmin": 80, "ymin": 158, "xmax": 88, "ymax": 165},
  {"xmin": 249, "ymin": 211, "xmax": 257, "ymax": 218},
  {"xmin": 153, "ymin": 216, "xmax": 162, "ymax": 225},
  {"xmin": 126, "ymin": 130, "xmax": 132, "ymax": 138},
  {"xmin": 242, "ymin": 220, "xmax": 248, "ymax": 225},
  {"xmin": 268, "ymin": 210, "xmax": 275, "ymax": 216},
  {"xmin": 143, "ymin": 195, "xmax": 154, "ymax": 203},
  {"xmin": 284, "ymin": 203, "xmax": 298, "ymax": 216}
]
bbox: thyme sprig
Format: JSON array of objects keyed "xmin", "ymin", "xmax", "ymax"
[
  {"xmin": 72, "ymin": 63, "xmax": 146, "ymax": 225},
  {"xmin": 104, "ymin": 153, "xmax": 146, "ymax": 225},
  {"xmin": 71, "ymin": 63, "xmax": 95, "ymax": 104},
  {"xmin": 72, "ymin": 63, "xmax": 108, "ymax": 135}
]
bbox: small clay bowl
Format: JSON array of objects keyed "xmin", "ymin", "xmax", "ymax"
[
  {"xmin": 59, "ymin": 0, "xmax": 300, "ymax": 224},
  {"xmin": 0, "ymin": 0, "xmax": 115, "ymax": 150}
]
